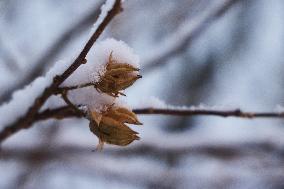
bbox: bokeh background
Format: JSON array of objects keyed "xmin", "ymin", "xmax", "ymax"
[{"xmin": 1, "ymin": 0, "xmax": 284, "ymax": 188}]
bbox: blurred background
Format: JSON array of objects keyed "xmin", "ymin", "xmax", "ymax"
[{"xmin": 1, "ymin": 0, "xmax": 284, "ymax": 188}]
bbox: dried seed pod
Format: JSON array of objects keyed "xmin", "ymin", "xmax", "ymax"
[
  {"xmin": 106, "ymin": 107, "xmax": 142, "ymax": 125},
  {"xmin": 89, "ymin": 115, "xmax": 140, "ymax": 147},
  {"xmin": 89, "ymin": 106, "xmax": 142, "ymax": 149},
  {"xmin": 95, "ymin": 52, "xmax": 141, "ymax": 97},
  {"xmin": 90, "ymin": 111, "xmax": 103, "ymax": 125}
]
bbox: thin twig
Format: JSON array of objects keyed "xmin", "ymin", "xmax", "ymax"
[
  {"xmin": 33, "ymin": 106, "xmax": 284, "ymax": 122},
  {"xmin": 61, "ymin": 91, "xmax": 85, "ymax": 117},
  {"xmin": 133, "ymin": 108, "xmax": 284, "ymax": 118},
  {"xmin": 0, "ymin": 0, "xmax": 122, "ymax": 144},
  {"xmin": 54, "ymin": 82, "xmax": 95, "ymax": 95}
]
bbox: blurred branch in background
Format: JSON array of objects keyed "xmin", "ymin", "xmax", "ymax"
[
  {"xmin": 0, "ymin": 33, "xmax": 22, "ymax": 73},
  {"xmin": 142, "ymin": 0, "xmax": 241, "ymax": 73},
  {"xmin": 0, "ymin": 1, "xmax": 103, "ymax": 104},
  {"xmin": 1, "ymin": 141, "xmax": 283, "ymax": 188},
  {"xmin": 1, "ymin": 142, "xmax": 282, "ymax": 169},
  {"xmin": 10, "ymin": 122, "xmax": 60, "ymax": 189}
]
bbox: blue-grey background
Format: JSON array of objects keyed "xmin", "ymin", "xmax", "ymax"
[{"xmin": 1, "ymin": 0, "xmax": 284, "ymax": 188}]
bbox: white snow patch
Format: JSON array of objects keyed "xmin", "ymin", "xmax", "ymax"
[
  {"xmin": 63, "ymin": 38, "xmax": 139, "ymax": 112},
  {"xmin": 67, "ymin": 86, "xmax": 115, "ymax": 113},
  {"xmin": 132, "ymin": 96, "xmax": 235, "ymax": 111},
  {"xmin": 63, "ymin": 38, "xmax": 139, "ymax": 87},
  {"xmin": 133, "ymin": 96, "xmax": 167, "ymax": 109}
]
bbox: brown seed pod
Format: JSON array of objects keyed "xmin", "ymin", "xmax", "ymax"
[
  {"xmin": 95, "ymin": 52, "xmax": 141, "ymax": 97},
  {"xmin": 89, "ymin": 106, "xmax": 142, "ymax": 149},
  {"xmin": 106, "ymin": 107, "xmax": 142, "ymax": 125}
]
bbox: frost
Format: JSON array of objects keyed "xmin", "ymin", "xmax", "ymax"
[{"xmin": 0, "ymin": 59, "xmax": 73, "ymax": 127}]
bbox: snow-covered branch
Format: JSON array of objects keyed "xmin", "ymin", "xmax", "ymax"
[{"xmin": 0, "ymin": 0, "xmax": 122, "ymax": 144}]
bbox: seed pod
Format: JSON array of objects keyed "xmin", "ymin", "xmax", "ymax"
[
  {"xmin": 115, "ymin": 74, "xmax": 142, "ymax": 91},
  {"xmin": 89, "ymin": 105, "xmax": 142, "ymax": 149},
  {"xmin": 106, "ymin": 107, "xmax": 142, "ymax": 125},
  {"xmin": 89, "ymin": 115, "xmax": 140, "ymax": 147},
  {"xmin": 90, "ymin": 111, "xmax": 103, "ymax": 125},
  {"xmin": 95, "ymin": 52, "xmax": 141, "ymax": 97}
]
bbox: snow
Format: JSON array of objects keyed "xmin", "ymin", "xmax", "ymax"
[
  {"xmin": 132, "ymin": 96, "xmax": 167, "ymax": 109},
  {"xmin": 92, "ymin": 0, "xmax": 116, "ymax": 33},
  {"xmin": 0, "ymin": 59, "xmax": 73, "ymax": 127},
  {"xmin": 67, "ymin": 87, "xmax": 115, "ymax": 113},
  {"xmin": 63, "ymin": 38, "xmax": 139, "ymax": 112},
  {"xmin": 132, "ymin": 96, "xmax": 237, "ymax": 111},
  {"xmin": 64, "ymin": 38, "xmax": 140, "ymax": 87},
  {"xmin": 0, "ymin": 24, "xmax": 140, "ymax": 127}
]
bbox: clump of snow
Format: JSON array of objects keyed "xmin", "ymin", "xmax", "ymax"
[
  {"xmin": 0, "ymin": 59, "xmax": 73, "ymax": 127},
  {"xmin": 63, "ymin": 38, "xmax": 139, "ymax": 87},
  {"xmin": 67, "ymin": 86, "xmax": 115, "ymax": 113},
  {"xmin": 68, "ymin": 89, "xmax": 133, "ymax": 113},
  {"xmin": 113, "ymin": 98, "xmax": 132, "ymax": 110},
  {"xmin": 63, "ymin": 38, "xmax": 139, "ymax": 112}
]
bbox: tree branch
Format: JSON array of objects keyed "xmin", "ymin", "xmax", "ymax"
[
  {"xmin": 133, "ymin": 108, "xmax": 284, "ymax": 118},
  {"xmin": 1, "ymin": 141, "xmax": 280, "ymax": 161},
  {"xmin": 33, "ymin": 106, "xmax": 284, "ymax": 123},
  {"xmin": 0, "ymin": 0, "xmax": 122, "ymax": 144}
]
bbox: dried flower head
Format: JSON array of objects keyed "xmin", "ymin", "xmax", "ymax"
[
  {"xmin": 95, "ymin": 52, "xmax": 142, "ymax": 97},
  {"xmin": 89, "ymin": 105, "xmax": 142, "ymax": 150}
]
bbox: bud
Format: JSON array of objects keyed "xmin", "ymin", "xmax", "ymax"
[
  {"xmin": 89, "ymin": 106, "xmax": 142, "ymax": 149},
  {"xmin": 95, "ymin": 52, "xmax": 141, "ymax": 97}
]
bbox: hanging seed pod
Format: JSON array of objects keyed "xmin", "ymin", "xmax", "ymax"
[
  {"xmin": 89, "ymin": 106, "xmax": 142, "ymax": 149},
  {"xmin": 106, "ymin": 107, "xmax": 142, "ymax": 125}
]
